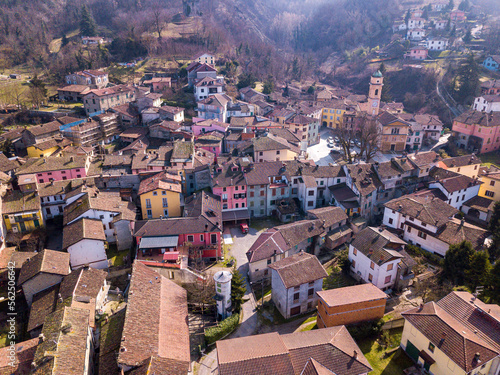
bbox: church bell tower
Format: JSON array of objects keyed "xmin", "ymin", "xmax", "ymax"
[{"xmin": 368, "ymin": 70, "xmax": 383, "ymax": 117}]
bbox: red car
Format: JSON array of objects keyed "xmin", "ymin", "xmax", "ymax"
[{"xmin": 240, "ymin": 223, "xmax": 249, "ymax": 234}]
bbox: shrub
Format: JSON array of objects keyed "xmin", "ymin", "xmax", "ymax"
[
  {"xmin": 204, "ymin": 313, "xmax": 239, "ymax": 345},
  {"xmin": 347, "ymin": 319, "xmax": 384, "ymax": 340}
]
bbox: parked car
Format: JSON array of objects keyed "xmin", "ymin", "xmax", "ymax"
[
  {"xmin": 240, "ymin": 223, "xmax": 249, "ymax": 234},
  {"xmin": 327, "ymin": 142, "xmax": 333, "ymax": 148},
  {"xmin": 328, "ymin": 136, "xmax": 334, "ymax": 142}
]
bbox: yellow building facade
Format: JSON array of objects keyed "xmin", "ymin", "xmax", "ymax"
[
  {"xmin": 2, "ymin": 192, "xmax": 44, "ymax": 233},
  {"xmin": 478, "ymin": 172, "xmax": 500, "ymax": 201},
  {"xmin": 140, "ymin": 188, "xmax": 183, "ymax": 220},
  {"xmin": 400, "ymin": 321, "xmax": 498, "ymax": 375},
  {"xmin": 27, "ymin": 144, "xmax": 61, "ymax": 158},
  {"xmin": 254, "ymin": 148, "xmax": 299, "ymax": 163},
  {"xmin": 321, "ymin": 107, "xmax": 346, "ymax": 128}
]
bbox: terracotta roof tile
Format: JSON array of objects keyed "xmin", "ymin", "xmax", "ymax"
[
  {"xmin": 18, "ymin": 249, "xmax": 70, "ymax": 285},
  {"xmin": 317, "ymin": 284, "xmax": 387, "ymax": 307},
  {"xmin": 0, "ymin": 338, "xmax": 38, "ymax": 374},
  {"xmin": 269, "ymin": 252, "xmax": 327, "ymax": 289},
  {"xmin": 350, "ymin": 227, "xmax": 406, "ymax": 265}
]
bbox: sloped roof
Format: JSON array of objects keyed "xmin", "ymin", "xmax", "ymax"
[
  {"xmin": 117, "ymin": 261, "xmax": 190, "ymax": 371},
  {"xmin": 138, "ymin": 170, "xmax": 182, "ymax": 195},
  {"xmin": 454, "ymin": 110, "xmax": 500, "ymax": 127},
  {"xmin": 2, "ymin": 191, "xmax": 41, "ymax": 214},
  {"xmin": 350, "ymin": 227, "xmax": 406, "ymax": 265},
  {"xmin": 269, "ymin": 252, "xmax": 327, "ymax": 289},
  {"xmin": 434, "ymin": 218, "xmax": 489, "ymax": 250},
  {"xmin": 62, "ymin": 218, "xmax": 107, "ymax": 249},
  {"xmin": 0, "ymin": 338, "xmax": 38, "ymax": 374},
  {"xmin": 217, "ymin": 326, "xmax": 371, "ymax": 375},
  {"xmin": 429, "ymin": 167, "xmax": 481, "ymax": 193},
  {"xmin": 402, "ymin": 293, "xmax": 500, "ymax": 373},
  {"xmin": 16, "ymin": 155, "xmax": 86, "ymax": 175},
  {"xmin": 246, "ymin": 229, "xmax": 288, "ymax": 263},
  {"xmin": 317, "ymin": 283, "xmax": 387, "ymax": 307},
  {"xmin": 384, "ymin": 194, "xmax": 458, "ymax": 227},
  {"xmin": 18, "ymin": 249, "xmax": 70, "ymax": 285},
  {"xmin": 439, "ymin": 154, "xmax": 481, "ymax": 168}
]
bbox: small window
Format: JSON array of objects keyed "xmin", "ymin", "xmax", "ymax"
[
  {"xmin": 384, "ymin": 275, "xmax": 391, "ymax": 284},
  {"xmin": 388, "ymin": 218, "xmax": 393, "ymax": 225},
  {"xmin": 370, "ymin": 261, "xmax": 375, "ymax": 270},
  {"xmin": 428, "ymin": 342, "xmax": 435, "ymax": 353},
  {"xmin": 353, "ymin": 248, "xmax": 357, "ymax": 256},
  {"xmin": 368, "ymin": 273, "xmax": 373, "ymax": 282},
  {"xmin": 308, "ymin": 288, "xmax": 314, "ymax": 296},
  {"xmin": 187, "ymin": 235, "xmax": 194, "ymax": 242},
  {"xmin": 387, "ymin": 263, "xmax": 393, "ymax": 271},
  {"xmin": 162, "ymin": 191, "xmax": 166, "ymax": 195},
  {"xmin": 351, "ymin": 259, "xmax": 356, "ymax": 268},
  {"xmin": 153, "ymin": 191, "xmax": 158, "ymax": 196}
]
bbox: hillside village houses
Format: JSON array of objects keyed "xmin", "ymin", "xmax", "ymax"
[{"xmin": 1, "ymin": 44, "xmax": 500, "ymax": 375}]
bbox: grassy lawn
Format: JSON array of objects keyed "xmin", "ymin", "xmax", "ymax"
[
  {"xmin": 357, "ymin": 328, "xmax": 413, "ymax": 375},
  {"xmin": 478, "ymin": 151, "xmax": 500, "ymax": 168},
  {"xmin": 106, "ymin": 244, "xmax": 130, "ymax": 267},
  {"xmin": 249, "ymin": 217, "xmax": 281, "ymax": 231},
  {"xmin": 323, "ymin": 264, "xmax": 357, "ymax": 290}
]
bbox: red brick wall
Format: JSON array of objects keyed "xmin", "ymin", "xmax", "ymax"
[{"xmin": 317, "ymin": 298, "xmax": 386, "ymax": 327}]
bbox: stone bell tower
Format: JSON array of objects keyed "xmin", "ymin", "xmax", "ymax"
[{"xmin": 368, "ymin": 70, "xmax": 383, "ymax": 117}]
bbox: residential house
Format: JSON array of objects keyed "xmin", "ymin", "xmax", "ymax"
[
  {"xmin": 408, "ymin": 18, "xmax": 425, "ymax": 29},
  {"xmin": 239, "ymin": 86, "xmax": 268, "ymax": 103},
  {"xmin": 342, "ymin": 164, "xmax": 381, "ymax": 218},
  {"xmin": 452, "ymin": 110, "xmax": 500, "ymax": 154},
  {"xmin": 57, "ymin": 85, "xmax": 91, "ymax": 102},
  {"xmin": 450, "ymin": 9, "xmax": 466, "ymax": 22},
  {"xmin": 424, "ymin": 38, "xmax": 449, "ymax": 51},
  {"xmin": 138, "ymin": 170, "xmax": 183, "ymax": 219},
  {"xmin": 247, "ymin": 209, "xmax": 347, "ymax": 281},
  {"xmin": 195, "ymin": 132, "xmax": 224, "ymax": 156},
  {"xmin": 31, "ymin": 306, "xmax": 95, "ymax": 374},
  {"xmin": 60, "ymin": 118, "xmax": 103, "ymax": 148},
  {"xmin": 408, "ymin": 28, "xmax": 426, "ymax": 40},
  {"xmin": 428, "ymin": 167, "xmax": 481, "ymax": 209},
  {"xmin": 269, "ymin": 252, "xmax": 327, "ymax": 319},
  {"xmin": 187, "ymin": 62, "xmax": 217, "ymax": 87},
  {"xmin": 227, "ymin": 101, "xmax": 255, "ymax": 119},
  {"xmin": 413, "ymin": 114, "xmax": 443, "ymax": 142},
  {"xmin": 83, "ymin": 85, "xmax": 136, "ymax": 116},
  {"xmin": 194, "ymin": 77, "xmax": 225, "ymax": 102},
  {"xmin": 0, "ymin": 338, "xmax": 38, "ymax": 374},
  {"xmin": 285, "ymin": 114, "xmax": 320, "ymax": 146},
  {"xmin": 63, "ymin": 218, "xmax": 108, "ymax": 269},
  {"xmin": 2, "ymin": 191, "xmax": 44, "ymax": 233},
  {"xmin": 26, "ymin": 137, "xmax": 73, "ymax": 158},
  {"xmin": 437, "ymin": 154, "xmax": 482, "ymax": 178},
  {"xmin": 406, "ymin": 46, "xmax": 429, "ymax": 60},
  {"xmin": 407, "ymin": 151, "xmax": 441, "ymax": 179},
  {"xmin": 159, "ymin": 105, "xmax": 185, "ymax": 122},
  {"xmin": 348, "ymin": 226, "xmax": 407, "ymax": 290},
  {"xmin": 63, "ymin": 191, "xmax": 136, "ymax": 251},
  {"xmin": 18, "ymin": 249, "xmax": 70, "ymax": 307},
  {"xmin": 317, "ymin": 283, "xmax": 387, "ymax": 328},
  {"xmin": 211, "ymin": 160, "xmax": 249, "ymax": 223},
  {"xmin": 268, "ymin": 108, "xmax": 295, "ymax": 125},
  {"xmin": 216, "ymin": 327, "xmax": 372, "ymax": 375},
  {"xmin": 192, "ymin": 119, "xmax": 229, "ymax": 136},
  {"xmin": 393, "ymin": 20, "xmax": 407, "ymax": 32},
  {"xmin": 480, "ymin": 80, "xmax": 500, "ymax": 95},
  {"xmin": 142, "ymin": 77, "xmax": 172, "ymax": 93},
  {"xmin": 27, "ymin": 267, "xmax": 108, "ymax": 336},
  {"xmin": 383, "ymin": 193, "xmax": 490, "ymax": 256},
  {"xmin": 22, "ymin": 120, "xmax": 62, "ymax": 146},
  {"xmin": 434, "ymin": 19, "xmax": 448, "ymax": 29},
  {"xmin": 308, "ymin": 206, "xmax": 351, "ymax": 249},
  {"xmin": 377, "ymin": 111, "xmax": 410, "ymax": 152},
  {"xmin": 462, "ymin": 195, "xmax": 496, "ymax": 225},
  {"xmin": 406, "ymin": 121, "xmax": 424, "ymax": 151},
  {"xmin": 473, "ymin": 95, "xmax": 500, "ymax": 112},
  {"xmin": 134, "ymin": 191, "xmax": 222, "ymax": 265},
  {"xmin": 137, "ymin": 92, "xmax": 163, "ymax": 112},
  {"xmin": 16, "ymin": 155, "xmax": 89, "ymax": 183},
  {"xmin": 93, "ymin": 111, "xmax": 121, "ymax": 143},
  {"xmin": 252, "ymin": 134, "xmax": 300, "ymax": 162},
  {"xmin": 37, "ymin": 178, "xmax": 87, "ymax": 219},
  {"xmin": 400, "ymin": 291, "xmax": 500, "ymax": 375},
  {"xmin": 478, "ymin": 168, "xmax": 500, "ymax": 200},
  {"xmin": 117, "ymin": 261, "xmax": 190, "ymax": 374},
  {"xmin": 65, "ymin": 70, "xmax": 109, "ymax": 89},
  {"xmin": 196, "ymin": 94, "xmax": 231, "ymax": 122},
  {"xmin": 82, "ymin": 36, "xmax": 105, "ymax": 44},
  {"xmin": 110, "ymin": 103, "xmax": 140, "ymax": 127},
  {"xmin": 194, "ymin": 53, "xmax": 215, "ymax": 65}
]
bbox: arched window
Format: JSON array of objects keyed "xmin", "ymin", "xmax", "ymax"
[{"xmin": 375, "ymin": 89, "xmax": 379, "ymax": 96}]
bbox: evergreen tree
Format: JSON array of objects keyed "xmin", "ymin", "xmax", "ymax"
[
  {"xmin": 488, "ymin": 202, "xmax": 500, "ymax": 261},
  {"xmin": 491, "ymin": 261, "xmax": 500, "ymax": 303},
  {"xmin": 465, "ymin": 250, "xmax": 492, "ymax": 289},
  {"xmin": 379, "ymin": 63, "xmax": 392, "ymax": 102},
  {"xmin": 80, "ymin": 5, "xmax": 97, "ymax": 37},
  {"xmin": 404, "ymin": 10, "xmax": 411, "ymax": 25},
  {"xmin": 230, "ymin": 266, "xmax": 246, "ymax": 313},
  {"xmin": 455, "ymin": 54, "xmax": 479, "ymax": 104},
  {"xmin": 446, "ymin": 0, "xmax": 454, "ymax": 10},
  {"xmin": 458, "ymin": 0, "xmax": 470, "ymax": 11},
  {"xmin": 463, "ymin": 28, "xmax": 472, "ymax": 43},
  {"xmin": 422, "ymin": 8, "xmax": 429, "ymax": 20},
  {"xmin": 443, "ymin": 240, "xmax": 474, "ymax": 285},
  {"xmin": 262, "ymin": 76, "xmax": 275, "ymax": 94},
  {"xmin": 236, "ymin": 73, "xmax": 256, "ymax": 89}
]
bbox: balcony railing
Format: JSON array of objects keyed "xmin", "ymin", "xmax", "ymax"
[{"xmin": 14, "ymin": 214, "xmax": 38, "ymax": 222}]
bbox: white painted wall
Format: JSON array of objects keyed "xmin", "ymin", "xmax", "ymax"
[
  {"xmin": 428, "ymin": 183, "xmax": 480, "ymax": 210},
  {"xmin": 67, "ymin": 238, "xmax": 108, "ymax": 269}
]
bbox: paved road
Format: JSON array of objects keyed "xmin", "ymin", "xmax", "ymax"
[
  {"xmin": 307, "ymin": 128, "xmax": 339, "ymax": 166},
  {"xmin": 194, "ymin": 225, "xmax": 261, "ymax": 375}
]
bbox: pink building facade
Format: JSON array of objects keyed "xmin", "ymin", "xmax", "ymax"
[
  {"xmin": 452, "ymin": 111, "xmax": 500, "ymax": 154},
  {"xmin": 36, "ymin": 167, "xmax": 86, "ymax": 183},
  {"xmin": 212, "ymin": 184, "xmax": 247, "ymax": 211},
  {"xmin": 192, "ymin": 120, "xmax": 229, "ymax": 136},
  {"xmin": 406, "ymin": 47, "xmax": 428, "ymax": 60}
]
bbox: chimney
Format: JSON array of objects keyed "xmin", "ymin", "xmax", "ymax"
[
  {"xmin": 58, "ymin": 293, "xmax": 63, "ymax": 303},
  {"xmin": 418, "ymin": 303, "xmax": 424, "ymax": 311},
  {"xmin": 353, "ymin": 350, "xmax": 358, "ymax": 359},
  {"xmin": 368, "ymin": 248, "xmax": 373, "ymax": 256},
  {"xmin": 205, "ymin": 224, "xmax": 208, "ymax": 232},
  {"xmin": 38, "ymin": 333, "xmax": 45, "ymax": 343},
  {"xmin": 70, "ymin": 156, "xmax": 74, "ymax": 163}
]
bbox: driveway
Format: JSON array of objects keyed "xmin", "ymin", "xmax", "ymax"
[{"xmin": 194, "ymin": 225, "xmax": 262, "ymax": 375}]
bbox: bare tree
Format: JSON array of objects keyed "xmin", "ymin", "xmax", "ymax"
[
  {"xmin": 357, "ymin": 114, "xmax": 380, "ymax": 161},
  {"xmin": 335, "ymin": 117, "xmax": 356, "ymax": 163},
  {"xmin": 185, "ymin": 276, "xmax": 216, "ymax": 315},
  {"xmin": 150, "ymin": 0, "xmax": 168, "ymax": 41},
  {"xmin": 9, "ymin": 84, "xmax": 26, "ymax": 109}
]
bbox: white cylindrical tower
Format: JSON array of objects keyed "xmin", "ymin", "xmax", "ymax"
[{"xmin": 214, "ymin": 270, "xmax": 233, "ymax": 319}]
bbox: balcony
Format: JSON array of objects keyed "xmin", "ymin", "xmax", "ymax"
[{"xmin": 14, "ymin": 214, "xmax": 38, "ymax": 223}]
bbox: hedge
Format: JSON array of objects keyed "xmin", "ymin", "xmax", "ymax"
[{"xmin": 205, "ymin": 313, "xmax": 239, "ymax": 346}]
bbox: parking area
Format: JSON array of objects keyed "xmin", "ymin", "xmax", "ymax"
[{"xmin": 307, "ymin": 128, "xmax": 340, "ymax": 165}]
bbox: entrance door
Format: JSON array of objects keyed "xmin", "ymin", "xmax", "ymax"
[
  {"xmin": 390, "ymin": 144, "xmax": 396, "ymax": 151},
  {"xmin": 405, "ymin": 340, "xmax": 420, "ymax": 363},
  {"xmin": 290, "ymin": 306, "xmax": 301, "ymax": 316}
]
